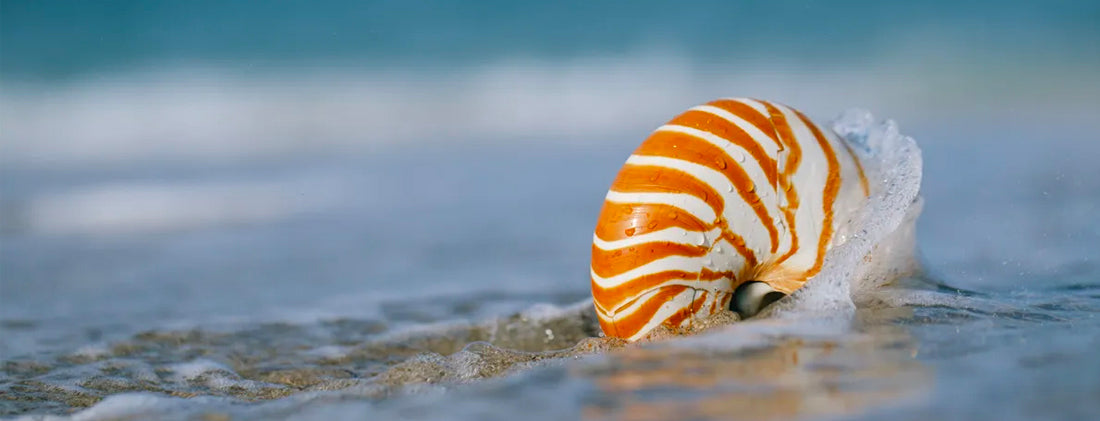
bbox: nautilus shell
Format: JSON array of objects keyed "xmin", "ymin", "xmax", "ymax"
[{"xmin": 591, "ymin": 98, "xmax": 871, "ymax": 341}]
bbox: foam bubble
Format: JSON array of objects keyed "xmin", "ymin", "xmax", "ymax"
[
  {"xmin": 71, "ymin": 343, "xmax": 112, "ymax": 360},
  {"xmin": 164, "ymin": 359, "xmax": 237, "ymax": 381},
  {"xmin": 305, "ymin": 345, "xmax": 355, "ymax": 360}
]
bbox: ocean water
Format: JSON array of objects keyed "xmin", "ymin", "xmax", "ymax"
[{"xmin": 2, "ymin": 1, "xmax": 1100, "ymax": 420}]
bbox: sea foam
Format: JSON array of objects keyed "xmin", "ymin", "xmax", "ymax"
[{"xmin": 766, "ymin": 109, "xmax": 924, "ymax": 318}]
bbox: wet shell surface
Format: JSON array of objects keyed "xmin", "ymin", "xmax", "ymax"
[{"xmin": 590, "ymin": 98, "xmax": 871, "ymax": 341}]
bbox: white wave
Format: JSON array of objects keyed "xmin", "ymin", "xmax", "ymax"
[
  {"xmin": 4, "ymin": 54, "xmax": 1095, "ymax": 168},
  {"xmin": 23, "ymin": 176, "xmax": 347, "ymax": 235},
  {"xmin": 14, "ymin": 393, "xmax": 235, "ymax": 421},
  {"xmin": 164, "ymin": 359, "xmax": 236, "ymax": 381}
]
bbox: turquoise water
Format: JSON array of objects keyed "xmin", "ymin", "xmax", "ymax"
[
  {"xmin": 2, "ymin": 1, "xmax": 1099, "ymax": 419},
  {"xmin": 3, "ymin": 1, "xmax": 1099, "ymax": 78}
]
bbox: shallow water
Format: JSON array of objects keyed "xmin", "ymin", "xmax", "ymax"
[{"xmin": 2, "ymin": 112, "xmax": 1099, "ymax": 420}]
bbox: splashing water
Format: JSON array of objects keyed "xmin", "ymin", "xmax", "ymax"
[{"xmin": 767, "ymin": 109, "xmax": 925, "ymax": 318}]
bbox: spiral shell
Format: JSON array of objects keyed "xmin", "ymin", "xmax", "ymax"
[{"xmin": 591, "ymin": 98, "xmax": 870, "ymax": 341}]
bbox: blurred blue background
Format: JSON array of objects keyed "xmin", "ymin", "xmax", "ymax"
[
  {"xmin": 1, "ymin": 1, "xmax": 1098, "ymax": 355},
  {"xmin": 3, "ymin": 0, "xmax": 1098, "ymax": 167}
]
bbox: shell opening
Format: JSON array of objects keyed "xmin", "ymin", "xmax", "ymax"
[{"xmin": 731, "ymin": 281, "xmax": 787, "ymax": 318}]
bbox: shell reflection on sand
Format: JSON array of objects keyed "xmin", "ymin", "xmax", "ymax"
[{"xmin": 579, "ymin": 313, "xmax": 929, "ymax": 421}]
